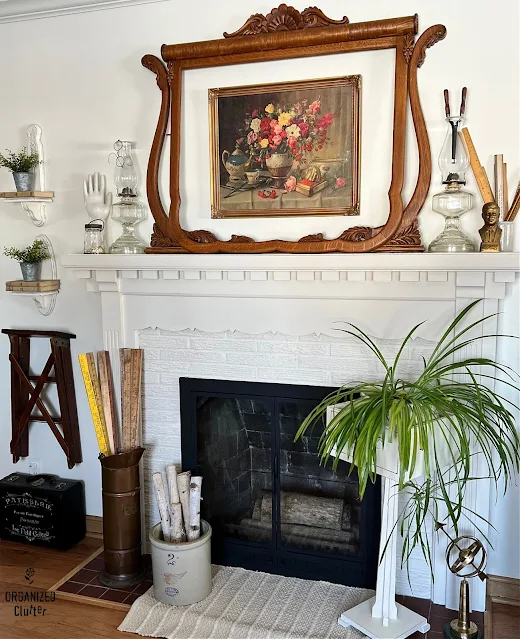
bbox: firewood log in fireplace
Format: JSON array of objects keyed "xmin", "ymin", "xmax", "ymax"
[
  {"xmin": 256, "ymin": 491, "xmax": 349, "ymax": 531},
  {"xmin": 234, "ymin": 518, "xmax": 359, "ymax": 554}
]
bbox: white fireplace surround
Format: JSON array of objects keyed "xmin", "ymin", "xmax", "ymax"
[{"xmin": 63, "ymin": 252, "xmax": 520, "ymax": 611}]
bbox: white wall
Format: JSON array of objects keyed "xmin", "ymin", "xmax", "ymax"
[{"xmin": 0, "ymin": 0, "xmax": 518, "ymax": 576}]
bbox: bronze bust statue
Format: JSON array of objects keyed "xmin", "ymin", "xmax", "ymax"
[{"xmin": 479, "ymin": 202, "xmax": 501, "ymax": 252}]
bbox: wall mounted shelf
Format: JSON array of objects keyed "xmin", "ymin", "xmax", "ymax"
[
  {"xmin": 0, "ymin": 125, "xmax": 52, "ymax": 226},
  {"xmin": 6, "ymin": 236, "xmax": 59, "ymax": 316},
  {"xmin": 7, "ymin": 290, "xmax": 59, "ymax": 314},
  {"xmin": 0, "ymin": 191, "xmax": 54, "ymax": 203}
]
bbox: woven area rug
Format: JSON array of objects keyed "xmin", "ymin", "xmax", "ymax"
[{"xmin": 118, "ymin": 565, "xmax": 373, "ymax": 639}]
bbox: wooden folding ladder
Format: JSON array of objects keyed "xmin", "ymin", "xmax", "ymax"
[{"xmin": 2, "ymin": 329, "xmax": 82, "ymax": 468}]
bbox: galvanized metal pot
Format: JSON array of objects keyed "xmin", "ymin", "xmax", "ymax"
[
  {"xmin": 150, "ymin": 519, "xmax": 212, "ymax": 606},
  {"xmin": 13, "ymin": 172, "xmax": 35, "ymax": 192},
  {"xmin": 20, "ymin": 262, "xmax": 41, "ymax": 281},
  {"xmin": 99, "ymin": 448, "xmax": 148, "ymax": 589}
]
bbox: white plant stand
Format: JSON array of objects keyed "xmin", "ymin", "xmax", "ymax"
[
  {"xmin": 337, "ymin": 475, "xmax": 430, "ymax": 639},
  {"xmin": 328, "ymin": 405, "xmax": 432, "ymax": 639}
]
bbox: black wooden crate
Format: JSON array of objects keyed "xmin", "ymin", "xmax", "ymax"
[{"xmin": 0, "ymin": 473, "xmax": 86, "ymax": 550}]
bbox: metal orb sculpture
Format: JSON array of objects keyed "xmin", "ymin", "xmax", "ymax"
[{"xmin": 445, "ymin": 534, "xmax": 487, "ymax": 639}]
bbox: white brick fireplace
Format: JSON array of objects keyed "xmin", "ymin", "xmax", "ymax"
[{"xmin": 63, "ymin": 252, "xmax": 519, "ymax": 610}]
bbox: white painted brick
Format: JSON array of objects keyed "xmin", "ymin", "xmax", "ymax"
[
  {"xmin": 160, "ymin": 350, "xmax": 226, "ymax": 363},
  {"xmin": 139, "ymin": 328, "xmax": 161, "ymax": 335},
  {"xmin": 229, "ymin": 330, "xmax": 297, "ymax": 341},
  {"xmin": 160, "ymin": 374, "xmax": 183, "ymax": 386},
  {"xmin": 298, "ymin": 332, "xmax": 346, "ymax": 343},
  {"xmin": 375, "ymin": 360, "xmax": 424, "ymax": 380},
  {"xmin": 187, "ymin": 364, "xmax": 257, "ymax": 380},
  {"xmin": 145, "ymin": 385, "xmax": 177, "ymax": 397},
  {"xmin": 143, "ymin": 372, "xmax": 160, "ymax": 385},
  {"xmin": 330, "ymin": 368, "xmax": 380, "ymax": 385},
  {"xmin": 142, "ymin": 349, "xmax": 159, "ymax": 360},
  {"xmin": 190, "ymin": 338, "xmax": 257, "ymax": 352},
  {"xmin": 258, "ymin": 368, "xmax": 330, "ymax": 384},
  {"xmin": 139, "ymin": 336, "xmax": 189, "ymax": 349},
  {"xmin": 142, "ymin": 396, "xmax": 180, "ymax": 410},
  {"xmin": 143, "ymin": 410, "xmax": 176, "ymax": 422},
  {"xmin": 330, "ymin": 342, "xmax": 371, "ymax": 357},
  {"xmin": 226, "ymin": 352, "xmax": 298, "ymax": 368},
  {"xmin": 144, "ymin": 360, "xmax": 189, "ymax": 373},
  {"xmin": 257, "ymin": 342, "xmax": 329, "ymax": 355},
  {"xmin": 159, "ymin": 328, "xmax": 195, "ymax": 336},
  {"xmin": 142, "ymin": 421, "xmax": 179, "ymax": 437},
  {"xmin": 299, "ymin": 355, "xmax": 376, "ymax": 373}
]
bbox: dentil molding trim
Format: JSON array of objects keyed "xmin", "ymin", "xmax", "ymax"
[
  {"xmin": 0, "ymin": 0, "xmax": 169, "ymax": 23},
  {"xmin": 61, "ymin": 253, "xmax": 519, "ymax": 299}
]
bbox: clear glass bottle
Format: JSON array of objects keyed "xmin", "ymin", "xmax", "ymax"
[
  {"xmin": 84, "ymin": 221, "xmax": 105, "ymax": 254},
  {"xmin": 109, "ymin": 141, "xmax": 147, "ymax": 254},
  {"xmin": 429, "ymin": 116, "xmax": 475, "ymax": 253}
]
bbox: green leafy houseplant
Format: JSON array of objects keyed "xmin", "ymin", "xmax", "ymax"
[
  {"xmin": 295, "ymin": 301, "xmax": 520, "ymax": 575},
  {"xmin": 4, "ymin": 239, "xmax": 50, "ymax": 263},
  {"xmin": 0, "ymin": 148, "xmax": 39, "ymax": 173}
]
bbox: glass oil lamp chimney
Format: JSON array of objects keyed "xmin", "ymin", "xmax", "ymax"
[
  {"xmin": 429, "ymin": 88, "xmax": 475, "ymax": 253},
  {"xmin": 109, "ymin": 141, "xmax": 147, "ymax": 254}
]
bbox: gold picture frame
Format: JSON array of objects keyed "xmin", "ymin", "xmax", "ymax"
[{"xmin": 209, "ymin": 76, "xmax": 361, "ymax": 218}]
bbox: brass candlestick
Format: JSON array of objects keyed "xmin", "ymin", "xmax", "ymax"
[
  {"xmin": 436, "ymin": 523, "xmax": 487, "ymax": 639},
  {"xmin": 479, "ymin": 201, "xmax": 502, "ymax": 252}
]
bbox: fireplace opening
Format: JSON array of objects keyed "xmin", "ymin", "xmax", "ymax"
[{"xmin": 180, "ymin": 378, "xmax": 381, "ymax": 588}]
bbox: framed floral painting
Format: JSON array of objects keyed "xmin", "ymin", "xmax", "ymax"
[{"xmin": 209, "ymin": 76, "xmax": 361, "ymax": 218}]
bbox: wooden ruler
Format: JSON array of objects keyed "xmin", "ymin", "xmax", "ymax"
[
  {"xmin": 120, "ymin": 349, "xmax": 132, "ymax": 452},
  {"xmin": 503, "ymin": 163, "xmax": 509, "ymax": 216},
  {"xmin": 506, "ymin": 180, "xmax": 520, "ymax": 222},
  {"xmin": 494, "ymin": 154, "xmax": 505, "ymax": 218},
  {"xmin": 97, "ymin": 351, "xmax": 117, "ymax": 455},
  {"xmin": 461, "ymin": 128, "xmax": 495, "ymax": 203},
  {"xmin": 78, "ymin": 353, "xmax": 110, "ymax": 457},
  {"xmin": 129, "ymin": 349, "xmax": 143, "ymax": 450}
]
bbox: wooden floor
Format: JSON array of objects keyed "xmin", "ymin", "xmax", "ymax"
[
  {"xmin": 487, "ymin": 600, "xmax": 520, "ymax": 639},
  {"xmin": 0, "ymin": 537, "xmax": 128, "ymax": 639},
  {"xmin": 2, "ymin": 536, "xmax": 519, "ymax": 639}
]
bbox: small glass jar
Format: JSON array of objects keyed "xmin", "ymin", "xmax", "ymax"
[
  {"xmin": 499, "ymin": 221, "xmax": 515, "ymax": 252},
  {"xmin": 84, "ymin": 220, "xmax": 105, "ymax": 254}
]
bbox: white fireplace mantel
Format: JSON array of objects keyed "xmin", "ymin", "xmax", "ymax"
[
  {"xmin": 62, "ymin": 252, "xmax": 519, "ymax": 298},
  {"xmin": 62, "ymin": 252, "xmax": 519, "ymax": 611}
]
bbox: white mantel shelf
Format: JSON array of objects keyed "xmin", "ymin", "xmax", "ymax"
[
  {"xmin": 62, "ymin": 252, "xmax": 519, "ymax": 300},
  {"xmin": 62, "ymin": 252, "xmax": 520, "ymax": 272}
]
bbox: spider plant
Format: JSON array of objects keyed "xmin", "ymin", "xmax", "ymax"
[{"xmin": 295, "ymin": 300, "xmax": 520, "ymax": 573}]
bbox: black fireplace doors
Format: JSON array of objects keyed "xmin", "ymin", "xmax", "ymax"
[{"xmin": 180, "ymin": 378, "xmax": 380, "ymax": 588}]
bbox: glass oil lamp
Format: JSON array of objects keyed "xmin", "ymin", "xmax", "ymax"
[
  {"xmin": 109, "ymin": 141, "xmax": 148, "ymax": 254},
  {"xmin": 429, "ymin": 114, "xmax": 475, "ymax": 253}
]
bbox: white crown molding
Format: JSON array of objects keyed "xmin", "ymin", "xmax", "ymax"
[{"xmin": 0, "ymin": 0, "xmax": 169, "ymax": 24}]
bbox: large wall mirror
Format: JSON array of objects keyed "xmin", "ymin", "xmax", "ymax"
[{"xmin": 142, "ymin": 6, "xmax": 446, "ymax": 254}]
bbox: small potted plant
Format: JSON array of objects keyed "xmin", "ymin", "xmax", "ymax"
[
  {"xmin": 0, "ymin": 148, "xmax": 40, "ymax": 191},
  {"xmin": 4, "ymin": 239, "xmax": 50, "ymax": 281}
]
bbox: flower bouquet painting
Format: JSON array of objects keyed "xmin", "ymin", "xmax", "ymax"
[{"xmin": 209, "ymin": 76, "xmax": 361, "ymax": 218}]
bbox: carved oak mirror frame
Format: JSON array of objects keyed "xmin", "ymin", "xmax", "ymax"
[{"xmin": 142, "ymin": 6, "xmax": 446, "ymax": 254}]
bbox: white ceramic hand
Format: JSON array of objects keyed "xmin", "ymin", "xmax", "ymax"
[{"xmin": 83, "ymin": 172, "xmax": 113, "ymax": 221}]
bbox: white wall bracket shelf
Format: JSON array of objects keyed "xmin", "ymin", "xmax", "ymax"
[
  {"xmin": 8, "ymin": 235, "xmax": 59, "ymax": 316},
  {"xmin": 0, "ymin": 125, "xmax": 52, "ymax": 226}
]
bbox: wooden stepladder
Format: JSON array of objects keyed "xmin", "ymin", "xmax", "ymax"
[{"xmin": 2, "ymin": 329, "xmax": 82, "ymax": 469}]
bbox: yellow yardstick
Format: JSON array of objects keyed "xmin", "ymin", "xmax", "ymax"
[{"xmin": 78, "ymin": 353, "xmax": 111, "ymax": 456}]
